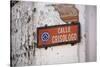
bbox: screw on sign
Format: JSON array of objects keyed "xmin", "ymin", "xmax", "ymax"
[{"xmin": 37, "ymin": 23, "xmax": 81, "ymax": 48}]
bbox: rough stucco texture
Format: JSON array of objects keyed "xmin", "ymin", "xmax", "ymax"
[{"xmin": 11, "ymin": 1, "xmax": 86, "ymax": 66}]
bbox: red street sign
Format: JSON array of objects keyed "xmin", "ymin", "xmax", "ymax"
[{"xmin": 37, "ymin": 23, "xmax": 81, "ymax": 48}]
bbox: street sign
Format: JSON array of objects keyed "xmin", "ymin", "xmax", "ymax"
[{"xmin": 37, "ymin": 23, "xmax": 81, "ymax": 48}]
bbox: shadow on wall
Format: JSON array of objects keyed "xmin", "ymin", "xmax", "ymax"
[{"xmin": 85, "ymin": 5, "xmax": 97, "ymax": 62}]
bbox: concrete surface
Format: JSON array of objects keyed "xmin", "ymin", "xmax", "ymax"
[{"xmin": 11, "ymin": 1, "xmax": 96, "ymax": 67}]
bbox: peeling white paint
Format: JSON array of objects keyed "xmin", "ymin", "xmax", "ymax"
[{"xmin": 11, "ymin": 1, "xmax": 96, "ymax": 67}]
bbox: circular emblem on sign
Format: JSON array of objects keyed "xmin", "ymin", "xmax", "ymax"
[{"xmin": 41, "ymin": 32, "xmax": 50, "ymax": 41}]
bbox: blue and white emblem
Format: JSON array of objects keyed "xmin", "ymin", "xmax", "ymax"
[{"xmin": 41, "ymin": 32, "xmax": 50, "ymax": 41}]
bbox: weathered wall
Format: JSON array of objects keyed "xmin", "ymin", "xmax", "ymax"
[
  {"xmin": 11, "ymin": 1, "xmax": 96, "ymax": 67},
  {"xmin": 11, "ymin": 2, "xmax": 36, "ymax": 66}
]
